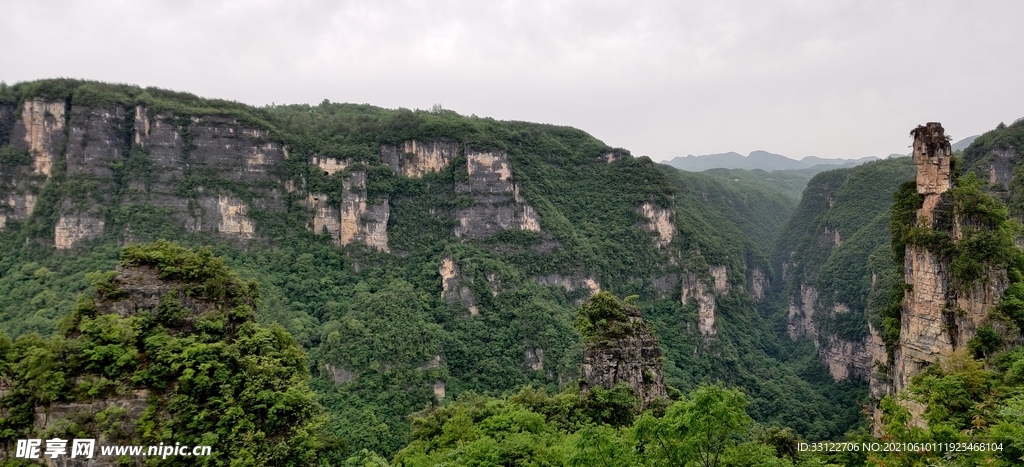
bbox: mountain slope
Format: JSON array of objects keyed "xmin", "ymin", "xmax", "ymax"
[{"xmin": 0, "ymin": 78, "xmax": 863, "ymax": 456}]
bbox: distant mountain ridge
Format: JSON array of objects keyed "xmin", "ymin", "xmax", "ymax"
[{"xmin": 665, "ymin": 150, "xmax": 878, "ymax": 172}]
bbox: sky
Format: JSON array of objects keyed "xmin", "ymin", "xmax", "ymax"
[{"xmin": 2, "ymin": 0, "xmax": 1022, "ymax": 162}]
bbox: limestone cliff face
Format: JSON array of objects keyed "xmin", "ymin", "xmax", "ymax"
[
  {"xmin": 0, "ymin": 98, "xmax": 398, "ymax": 250},
  {"xmin": 878, "ymin": 123, "xmax": 1010, "ymax": 418},
  {"xmin": 580, "ymin": 311, "xmax": 668, "ymax": 409},
  {"xmin": 340, "ymin": 171, "xmax": 390, "ymax": 251},
  {"xmin": 639, "ymin": 202, "xmax": 675, "ymax": 248},
  {"xmin": 786, "ymin": 281, "xmax": 885, "ymax": 381},
  {"xmin": 681, "ymin": 266, "xmax": 731, "ymax": 337},
  {"xmin": 454, "ymin": 149, "xmax": 541, "ymax": 239},
  {"xmin": 15, "ymin": 99, "xmax": 66, "ymax": 178},
  {"xmin": 308, "ymin": 192, "xmax": 341, "ymax": 238},
  {"xmin": 440, "ymin": 256, "xmax": 479, "ymax": 316},
  {"xmin": 0, "ymin": 100, "xmax": 63, "ymax": 230},
  {"xmin": 748, "ymin": 267, "xmax": 768, "ymax": 302},
  {"xmin": 381, "ymin": 140, "xmax": 457, "ymax": 177},
  {"xmin": 0, "ymin": 96, "xmax": 559, "ymax": 252}
]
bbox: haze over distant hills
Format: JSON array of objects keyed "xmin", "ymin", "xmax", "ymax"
[{"xmin": 664, "ymin": 150, "xmax": 880, "ymax": 172}]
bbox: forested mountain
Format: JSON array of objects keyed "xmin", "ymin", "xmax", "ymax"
[
  {"xmin": 0, "ymin": 79, "xmax": 1022, "ymax": 466},
  {"xmin": 665, "ymin": 150, "xmax": 877, "ymax": 172}
]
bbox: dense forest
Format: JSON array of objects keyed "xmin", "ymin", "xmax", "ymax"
[{"xmin": 0, "ymin": 79, "xmax": 1022, "ymax": 465}]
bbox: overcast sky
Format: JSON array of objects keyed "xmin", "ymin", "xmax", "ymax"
[{"xmin": 2, "ymin": 1, "xmax": 1022, "ymax": 161}]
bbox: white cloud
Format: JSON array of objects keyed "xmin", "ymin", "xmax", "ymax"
[{"xmin": 2, "ymin": 0, "xmax": 1021, "ymax": 160}]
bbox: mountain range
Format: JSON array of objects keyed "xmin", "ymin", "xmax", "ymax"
[
  {"xmin": 0, "ymin": 79, "xmax": 1022, "ymax": 466},
  {"xmin": 664, "ymin": 150, "xmax": 881, "ymax": 172}
]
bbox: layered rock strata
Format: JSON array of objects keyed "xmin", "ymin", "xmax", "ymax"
[
  {"xmin": 381, "ymin": 140, "xmax": 457, "ymax": 177},
  {"xmin": 454, "ymin": 149, "xmax": 541, "ymax": 239},
  {"xmin": 440, "ymin": 256, "xmax": 479, "ymax": 316},
  {"xmin": 875, "ymin": 123, "xmax": 1010, "ymax": 424},
  {"xmin": 580, "ymin": 305, "xmax": 668, "ymax": 409}
]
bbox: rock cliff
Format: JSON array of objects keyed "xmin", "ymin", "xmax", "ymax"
[
  {"xmin": 876, "ymin": 123, "xmax": 1010, "ymax": 423},
  {"xmin": 454, "ymin": 149, "xmax": 541, "ymax": 239},
  {"xmin": 578, "ymin": 293, "xmax": 668, "ymax": 409},
  {"xmin": 774, "ymin": 157, "xmax": 915, "ymax": 383}
]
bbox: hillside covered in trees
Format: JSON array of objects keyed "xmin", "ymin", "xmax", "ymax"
[{"xmin": 0, "ymin": 79, "xmax": 1022, "ymax": 465}]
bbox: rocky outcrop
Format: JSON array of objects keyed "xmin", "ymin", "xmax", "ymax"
[
  {"xmin": 525, "ymin": 347, "xmax": 545, "ymax": 371},
  {"xmin": 912, "ymin": 122, "xmax": 952, "ymax": 220},
  {"xmin": 987, "ymin": 148, "xmax": 1015, "ymax": 187},
  {"xmin": 821, "ymin": 226, "xmax": 842, "ymax": 247},
  {"xmin": 440, "ymin": 257, "xmax": 479, "ymax": 316},
  {"xmin": 786, "ymin": 283, "xmax": 818, "ymax": 340},
  {"xmin": 536, "ymin": 274, "xmax": 600, "ymax": 295},
  {"xmin": 312, "ymin": 156, "xmax": 349, "ymax": 175},
  {"xmin": 55, "ymin": 213, "xmax": 105, "ymax": 249},
  {"xmin": 323, "ymin": 363, "xmax": 356, "ymax": 385},
  {"xmin": 381, "ymin": 140, "xmax": 457, "ymax": 177},
  {"xmin": 874, "ymin": 123, "xmax": 1011, "ymax": 424},
  {"xmin": 820, "ymin": 326, "xmax": 886, "ymax": 382},
  {"xmin": 214, "ymin": 195, "xmax": 255, "ymax": 237},
  {"xmin": 15, "ymin": 99, "xmax": 66, "ymax": 178},
  {"xmin": 340, "ymin": 171, "xmax": 390, "ymax": 251},
  {"xmin": 308, "ymin": 193, "xmax": 341, "ymax": 238},
  {"xmin": 749, "ymin": 267, "xmax": 767, "ymax": 301},
  {"xmin": 454, "ymin": 149, "xmax": 541, "ymax": 239},
  {"xmin": 638, "ymin": 202, "xmax": 675, "ymax": 248},
  {"xmin": 786, "ymin": 281, "xmax": 884, "ymax": 381},
  {"xmin": 682, "ymin": 271, "xmax": 718, "ymax": 337},
  {"xmin": 580, "ymin": 301, "xmax": 668, "ymax": 409},
  {"xmin": 0, "ymin": 100, "xmax": 62, "ymax": 229},
  {"xmin": 432, "ymin": 381, "xmax": 446, "ymax": 401}
]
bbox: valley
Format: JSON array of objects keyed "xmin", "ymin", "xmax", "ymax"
[{"xmin": 0, "ymin": 79, "xmax": 1022, "ymax": 466}]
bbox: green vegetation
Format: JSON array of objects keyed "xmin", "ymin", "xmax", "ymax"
[
  {"xmin": 9, "ymin": 79, "xmax": 1024, "ymax": 465},
  {"xmin": 870, "ymin": 348, "xmax": 1024, "ymax": 466},
  {"xmin": 0, "ymin": 242, "xmax": 324, "ymax": 465},
  {"xmin": 390, "ymin": 384, "xmax": 831, "ymax": 467},
  {"xmin": 700, "ymin": 165, "xmax": 835, "ymax": 204},
  {"xmin": 772, "ymin": 158, "xmax": 915, "ymax": 341}
]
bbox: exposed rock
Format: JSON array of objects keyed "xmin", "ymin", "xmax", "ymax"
[
  {"xmin": 710, "ymin": 265, "xmax": 730, "ymax": 295},
  {"xmin": 536, "ymin": 274, "xmax": 600, "ymax": 296},
  {"xmin": 419, "ymin": 354, "xmax": 443, "ymax": 370},
  {"xmin": 440, "ymin": 257, "xmax": 479, "ymax": 315},
  {"xmin": 31, "ymin": 389, "xmax": 150, "ymax": 464},
  {"xmin": 749, "ymin": 267, "xmax": 767, "ymax": 301},
  {"xmin": 454, "ymin": 149, "xmax": 541, "ymax": 238},
  {"xmin": 312, "ymin": 156, "xmax": 349, "ymax": 175},
  {"xmin": 650, "ymin": 273, "xmax": 679, "ymax": 300},
  {"xmin": 786, "ymin": 283, "xmax": 817, "ymax": 340},
  {"xmin": 14, "ymin": 99, "xmax": 65, "ymax": 178},
  {"xmin": 525, "ymin": 347, "xmax": 544, "ymax": 371},
  {"xmin": 682, "ymin": 273, "xmax": 716, "ymax": 337},
  {"xmin": 66, "ymin": 105, "xmax": 128, "ymax": 178},
  {"xmin": 820, "ymin": 226, "xmax": 842, "ymax": 247},
  {"xmin": 5, "ymin": 193, "xmax": 36, "ymax": 220},
  {"xmin": 323, "ymin": 363, "xmax": 356, "ymax": 385},
  {"xmin": 215, "ymin": 195, "xmax": 255, "ymax": 237},
  {"xmin": 381, "ymin": 140, "xmax": 457, "ymax": 177},
  {"xmin": 638, "ymin": 202, "xmax": 675, "ymax": 248},
  {"xmin": 308, "ymin": 193, "xmax": 341, "ymax": 238},
  {"xmin": 432, "ymin": 381, "xmax": 446, "ymax": 401},
  {"xmin": 873, "ymin": 123, "xmax": 1010, "ymax": 426},
  {"xmin": 580, "ymin": 300, "xmax": 668, "ymax": 409},
  {"xmin": 911, "ymin": 122, "xmax": 952, "ymax": 220},
  {"xmin": 485, "ymin": 272, "xmax": 501, "ymax": 297},
  {"xmin": 55, "ymin": 214, "xmax": 105, "ymax": 250},
  {"xmin": 340, "ymin": 171, "xmax": 390, "ymax": 251},
  {"xmin": 133, "ymin": 111, "xmax": 287, "ymax": 241},
  {"xmin": 987, "ymin": 148, "xmax": 1015, "ymax": 187}
]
